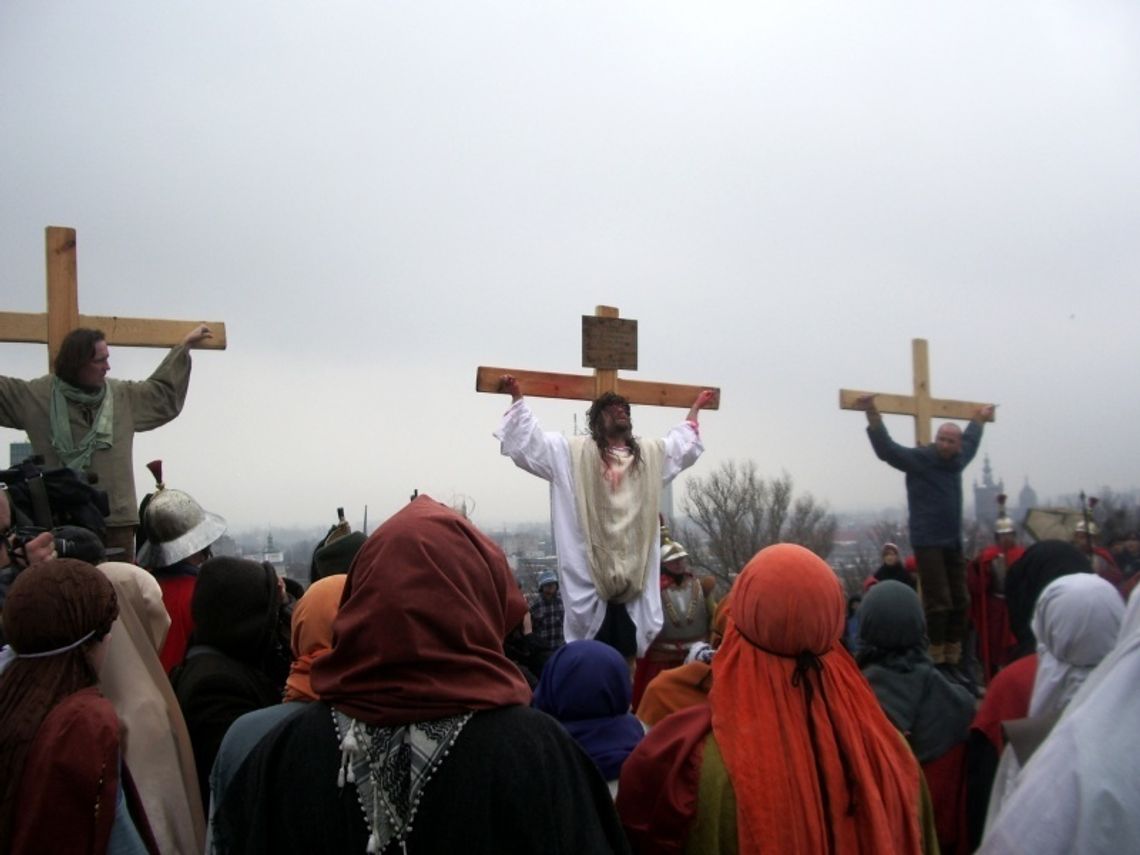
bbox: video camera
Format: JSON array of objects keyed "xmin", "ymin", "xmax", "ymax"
[{"xmin": 7, "ymin": 525, "xmax": 107, "ymax": 568}]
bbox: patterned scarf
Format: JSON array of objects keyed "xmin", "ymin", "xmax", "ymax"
[
  {"xmin": 49, "ymin": 377, "xmax": 114, "ymax": 470},
  {"xmin": 334, "ymin": 709, "xmax": 473, "ymax": 854}
]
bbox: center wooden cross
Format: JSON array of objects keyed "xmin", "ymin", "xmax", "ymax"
[
  {"xmin": 0, "ymin": 226, "xmax": 227, "ymax": 369},
  {"xmin": 476, "ymin": 305, "xmax": 720, "ymax": 409},
  {"xmin": 839, "ymin": 338, "xmax": 994, "ymax": 445}
]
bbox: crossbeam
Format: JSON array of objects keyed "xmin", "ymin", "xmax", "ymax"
[
  {"xmin": 476, "ymin": 305, "xmax": 720, "ymax": 410},
  {"xmin": 839, "ymin": 338, "xmax": 993, "ymax": 445}
]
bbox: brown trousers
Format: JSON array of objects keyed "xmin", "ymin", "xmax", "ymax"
[{"xmin": 914, "ymin": 546, "xmax": 969, "ymax": 646}]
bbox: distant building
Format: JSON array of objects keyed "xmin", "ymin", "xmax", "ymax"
[
  {"xmin": 244, "ymin": 532, "xmax": 286, "ymax": 574},
  {"xmin": 973, "ymin": 455, "xmax": 1005, "ymax": 533},
  {"xmin": 1016, "ymin": 477, "xmax": 1039, "ymax": 521},
  {"xmin": 8, "ymin": 442, "xmax": 33, "ymax": 467}
]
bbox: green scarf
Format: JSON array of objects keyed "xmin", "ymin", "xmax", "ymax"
[{"xmin": 49, "ymin": 376, "xmax": 115, "ymax": 471}]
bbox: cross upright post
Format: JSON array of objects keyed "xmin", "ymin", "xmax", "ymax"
[{"xmin": 0, "ymin": 226, "xmax": 227, "ymax": 369}]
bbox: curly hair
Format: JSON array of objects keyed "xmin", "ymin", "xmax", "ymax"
[{"xmin": 586, "ymin": 392, "xmax": 641, "ymax": 467}]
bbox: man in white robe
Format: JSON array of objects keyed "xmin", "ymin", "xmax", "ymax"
[{"xmin": 495, "ymin": 374, "xmax": 713, "ymax": 658}]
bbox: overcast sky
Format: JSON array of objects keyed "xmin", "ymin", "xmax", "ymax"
[{"xmin": 3, "ymin": 2, "xmax": 1139, "ymax": 532}]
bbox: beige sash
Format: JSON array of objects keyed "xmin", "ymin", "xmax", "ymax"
[{"xmin": 568, "ymin": 436, "xmax": 664, "ymax": 604}]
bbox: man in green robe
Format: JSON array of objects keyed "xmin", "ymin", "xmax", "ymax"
[{"xmin": 0, "ymin": 323, "xmax": 213, "ymax": 560}]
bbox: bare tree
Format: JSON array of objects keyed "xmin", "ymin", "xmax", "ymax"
[{"xmin": 681, "ymin": 461, "xmax": 836, "ymax": 588}]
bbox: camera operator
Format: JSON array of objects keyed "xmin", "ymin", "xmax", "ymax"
[{"xmin": 1, "ymin": 490, "xmax": 57, "ymax": 642}]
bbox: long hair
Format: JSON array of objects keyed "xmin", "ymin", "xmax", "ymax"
[
  {"xmin": 53, "ymin": 328, "xmax": 106, "ymax": 386},
  {"xmin": 0, "ymin": 559, "xmax": 118, "ymax": 849},
  {"xmin": 587, "ymin": 392, "xmax": 642, "ymax": 467}
]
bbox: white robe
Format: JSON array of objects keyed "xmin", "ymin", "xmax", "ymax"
[
  {"xmin": 495, "ymin": 400, "xmax": 703, "ymax": 657},
  {"xmin": 979, "ymin": 585, "xmax": 1140, "ymax": 855}
]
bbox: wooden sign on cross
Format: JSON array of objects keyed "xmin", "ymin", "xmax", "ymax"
[
  {"xmin": 476, "ymin": 305, "xmax": 720, "ymax": 409},
  {"xmin": 0, "ymin": 226, "xmax": 227, "ymax": 370},
  {"xmin": 839, "ymin": 338, "xmax": 994, "ymax": 445}
]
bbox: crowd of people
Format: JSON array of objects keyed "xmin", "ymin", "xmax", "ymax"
[
  {"xmin": 0, "ymin": 341, "xmax": 1138, "ymax": 853},
  {"xmin": 3, "ymin": 484, "xmax": 1137, "ymax": 854}
]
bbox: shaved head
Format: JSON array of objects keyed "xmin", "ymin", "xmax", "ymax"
[{"xmin": 935, "ymin": 423, "xmax": 963, "ymax": 459}]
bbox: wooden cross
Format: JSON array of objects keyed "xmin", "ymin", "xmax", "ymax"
[
  {"xmin": 0, "ymin": 226, "xmax": 227, "ymax": 369},
  {"xmin": 839, "ymin": 338, "xmax": 994, "ymax": 445},
  {"xmin": 476, "ymin": 305, "xmax": 720, "ymax": 409}
]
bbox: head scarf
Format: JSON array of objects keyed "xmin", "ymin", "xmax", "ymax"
[
  {"xmin": 191, "ymin": 557, "xmax": 288, "ymax": 687},
  {"xmin": 0, "ymin": 559, "xmax": 118, "ymax": 849},
  {"xmin": 1027, "ymin": 574, "xmax": 1123, "ymax": 717},
  {"xmin": 1005, "ymin": 540, "xmax": 1092, "ymax": 656},
  {"xmin": 310, "ymin": 528, "xmax": 366, "ymax": 584},
  {"xmin": 857, "ymin": 580, "xmax": 927, "ymax": 665},
  {"xmin": 98, "ymin": 561, "xmax": 204, "ymax": 855},
  {"xmin": 311, "ymin": 495, "xmax": 531, "ymax": 725},
  {"xmin": 711, "ymin": 544, "xmax": 922, "ymax": 855},
  {"xmin": 533, "ymin": 640, "xmax": 644, "ymax": 780},
  {"xmin": 856, "ymin": 581, "xmax": 973, "ymax": 763},
  {"xmin": 284, "ymin": 574, "xmax": 346, "ymax": 703}
]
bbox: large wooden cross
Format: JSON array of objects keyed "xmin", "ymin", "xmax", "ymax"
[
  {"xmin": 839, "ymin": 338, "xmax": 994, "ymax": 445},
  {"xmin": 476, "ymin": 305, "xmax": 720, "ymax": 410},
  {"xmin": 0, "ymin": 226, "xmax": 227, "ymax": 369}
]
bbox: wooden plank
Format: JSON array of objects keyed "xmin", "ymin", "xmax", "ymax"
[
  {"xmin": 913, "ymin": 339, "xmax": 932, "ymax": 445},
  {"xmin": 80, "ymin": 316, "xmax": 228, "ymax": 350},
  {"xmin": 582, "ymin": 315, "xmax": 637, "ymax": 370},
  {"xmin": 930, "ymin": 399, "xmax": 995, "ymax": 421},
  {"xmin": 45, "ymin": 226, "xmax": 79, "ymax": 365},
  {"xmin": 838, "ymin": 390, "xmax": 918, "ymax": 414},
  {"xmin": 618, "ymin": 378, "xmax": 720, "ymax": 410},
  {"xmin": 475, "ymin": 366, "xmax": 597, "ymax": 401},
  {"xmin": 840, "ymin": 389, "xmax": 994, "ymax": 422},
  {"xmin": 594, "ymin": 368, "xmax": 618, "ymax": 397},
  {"xmin": 0, "ymin": 311, "xmax": 47, "ymax": 343}
]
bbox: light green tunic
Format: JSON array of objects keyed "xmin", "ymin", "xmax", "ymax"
[{"xmin": 0, "ymin": 346, "xmax": 192, "ymax": 527}]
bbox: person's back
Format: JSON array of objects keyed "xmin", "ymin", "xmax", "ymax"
[
  {"xmin": 171, "ymin": 556, "xmax": 287, "ymax": 810},
  {"xmin": 0, "ymin": 559, "xmax": 158, "ymax": 853},
  {"xmin": 533, "ymin": 639, "xmax": 645, "ymax": 797},
  {"xmin": 99, "ymin": 560, "xmax": 206, "ymax": 855},
  {"xmin": 857, "ymin": 580, "xmax": 974, "ymax": 853},
  {"xmin": 215, "ymin": 701, "xmax": 624, "ymax": 854},
  {"xmin": 213, "ymin": 496, "xmax": 629, "ymax": 855},
  {"xmin": 618, "ymin": 544, "xmax": 934, "ymax": 855},
  {"xmin": 979, "ymin": 581, "xmax": 1140, "ymax": 854}
]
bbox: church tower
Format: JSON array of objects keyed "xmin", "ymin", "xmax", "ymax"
[{"xmin": 973, "ymin": 455, "xmax": 1005, "ymax": 532}]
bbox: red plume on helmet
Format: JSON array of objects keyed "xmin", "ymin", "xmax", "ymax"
[{"xmin": 147, "ymin": 459, "xmax": 164, "ymax": 490}]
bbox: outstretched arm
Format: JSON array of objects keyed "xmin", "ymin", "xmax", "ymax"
[
  {"xmin": 959, "ymin": 404, "xmax": 994, "ymax": 468},
  {"xmin": 855, "ymin": 395, "xmax": 921, "ymax": 473},
  {"xmin": 497, "ymin": 373, "xmax": 523, "ymax": 403},
  {"xmin": 181, "ymin": 323, "xmax": 214, "ymax": 348},
  {"xmin": 686, "ymin": 389, "xmax": 716, "ymax": 425},
  {"xmin": 854, "ymin": 394, "xmax": 883, "ymax": 428},
  {"xmin": 493, "ymin": 375, "xmax": 562, "ymax": 482},
  {"xmin": 663, "ymin": 392, "xmax": 712, "ymax": 481}
]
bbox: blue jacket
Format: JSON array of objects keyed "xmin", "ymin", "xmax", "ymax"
[{"xmin": 867, "ymin": 421, "xmax": 982, "ymax": 548}]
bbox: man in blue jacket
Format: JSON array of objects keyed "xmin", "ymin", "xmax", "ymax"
[{"xmin": 857, "ymin": 395, "xmax": 994, "ymax": 680}]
